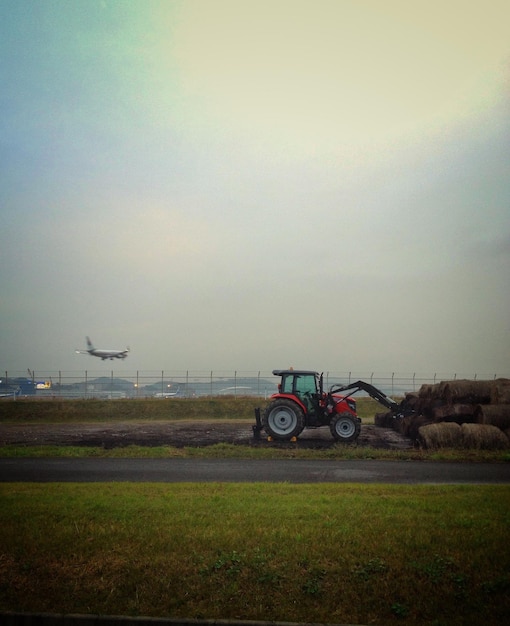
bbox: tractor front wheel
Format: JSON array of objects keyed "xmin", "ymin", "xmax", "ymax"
[
  {"xmin": 262, "ymin": 399, "xmax": 305, "ymax": 441},
  {"xmin": 330, "ymin": 412, "xmax": 361, "ymax": 442}
]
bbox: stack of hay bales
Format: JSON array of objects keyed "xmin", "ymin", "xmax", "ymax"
[{"xmin": 375, "ymin": 378, "xmax": 510, "ymax": 449}]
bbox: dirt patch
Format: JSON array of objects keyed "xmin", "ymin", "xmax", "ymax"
[{"xmin": 0, "ymin": 421, "xmax": 413, "ymax": 450}]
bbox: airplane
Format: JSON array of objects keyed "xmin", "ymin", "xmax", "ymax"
[{"xmin": 75, "ymin": 337, "xmax": 130, "ymax": 361}]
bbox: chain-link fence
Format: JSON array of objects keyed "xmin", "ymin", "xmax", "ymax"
[{"xmin": 1, "ymin": 369, "xmax": 507, "ymax": 400}]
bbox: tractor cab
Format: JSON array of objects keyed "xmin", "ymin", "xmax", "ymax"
[{"xmin": 273, "ymin": 370, "xmax": 323, "ymax": 421}]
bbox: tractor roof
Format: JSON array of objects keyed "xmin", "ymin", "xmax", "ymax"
[{"xmin": 272, "ymin": 369, "xmax": 319, "ymax": 376}]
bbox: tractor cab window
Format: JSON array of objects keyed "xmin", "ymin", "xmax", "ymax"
[
  {"xmin": 280, "ymin": 375, "xmax": 294, "ymax": 394},
  {"xmin": 280, "ymin": 373, "xmax": 319, "ymax": 397},
  {"xmin": 293, "ymin": 374, "xmax": 318, "ymax": 397}
]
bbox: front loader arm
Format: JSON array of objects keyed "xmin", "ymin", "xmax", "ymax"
[{"xmin": 329, "ymin": 380, "xmax": 407, "ymax": 416}]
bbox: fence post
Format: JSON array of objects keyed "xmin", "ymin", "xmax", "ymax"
[
  {"xmin": 234, "ymin": 370, "xmax": 237, "ymax": 398},
  {"xmin": 392, "ymin": 372, "xmax": 395, "ymax": 396},
  {"xmin": 210, "ymin": 371, "xmax": 213, "ymax": 397},
  {"xmin": 5, "ymin": 371, "xmax": 12, "ymax": 401}
]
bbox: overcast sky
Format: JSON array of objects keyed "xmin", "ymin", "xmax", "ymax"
[{"xmin": 1, "ymin": 0, "xmax": 509, "ymax": 378}]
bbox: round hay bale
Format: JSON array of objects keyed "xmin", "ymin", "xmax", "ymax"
[
  {"xmin": 474, "ymin": 404, "xmax": 510, "ymax": 430},
  {"xmin": 421, "ymin": 400, "xmax": 441, "ymax": 419},
  {"xmin": 440, "ymin": 380, "xmax": 492, "ymax": 405},
  {"xmin": 461, "ymin": 423, "xmax": 509, "ymax": 450},
  {"xmin": 402, "ymin": 414, "xmax": 432, "ymax": 440},
  {"xmin": 490, "ymin": 378, "xmax": 510, "ymax": 404},
  {"xmin": 374, "ymin": 411, "xmax": 395, "ymax": 428},
  {"xmin": 432, "ymin": 403, "xmax": 477, "ymax": 422},
  {"xmin": 418, "ymin": 422, "xmax": 462, "ymax": 449},
  {"xmin": 418, "ymin": 382, "xmax": 447, "ymax": 402},
  {"xmin": 418, "ymin": 384, "xmax": 434, "ymax": 399},
  {"xmin": 403, "ymin": 392, "xmax": 420, "ymax": 410}
]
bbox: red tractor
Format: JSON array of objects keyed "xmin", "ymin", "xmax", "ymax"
[
  {"xmin": 254, "ymin": 369, "xmax": 411, "ymax": 443},
  {"xmin": 254, "ymin": 369, "xmax": 361, "ymax": 442}
]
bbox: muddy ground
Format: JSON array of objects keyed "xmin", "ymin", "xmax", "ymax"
[{"xmin": 0, "ymin": 421, "xmax": 413, "ymax": 450}]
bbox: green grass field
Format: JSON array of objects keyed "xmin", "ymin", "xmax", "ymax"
[
  {"xmin": 0, "ymin": 396, "xmax": 267, "ymax": 422},
  {"xmin": 0, "ymin": 396, "xmax": 381, "ymax": 423},
  {"xmin": 1, "ymin": 483, "xmax": 509, "ymax": 625},
  {"xmin": 1, "ymin": 397, "xmax": 509, "ymax": 625}
]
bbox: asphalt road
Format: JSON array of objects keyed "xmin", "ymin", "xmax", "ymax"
[{"xmin": 1, "ymin": 458, "xmax": 510, "ymax": 483}]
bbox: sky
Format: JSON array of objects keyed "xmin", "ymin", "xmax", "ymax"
[{"xmin": 1, "ymin": 0, "xmax": 509, "ymax": 378}]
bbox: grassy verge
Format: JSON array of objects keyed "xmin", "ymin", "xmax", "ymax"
[
  {"xmin": 0, "ymin": 482, "xmax": 508, "ymax": 625},
  {"xmin": 1, "ymin": 443, "xmax": 509, "ymax": 462}
]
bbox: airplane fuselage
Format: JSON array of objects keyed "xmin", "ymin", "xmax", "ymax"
[
  {"xmin": 76, "ymin": 337, "xmax": 130, "ymax": 360},
  {"xmin": 88, "ymin": 349, "xmax": 128, "ymax": 360}
]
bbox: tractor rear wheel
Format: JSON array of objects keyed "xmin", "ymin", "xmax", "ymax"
[
  {"xmin": 330, "ymin": 412, "xmax": 361, "ymax": 442},
  {"xmin": 262, "ymin": 399, "xmax": 306, "ymax": 441}
]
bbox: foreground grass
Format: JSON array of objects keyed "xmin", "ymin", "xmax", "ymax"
[{"xmin": 0, "ymin": 483, "xmax": 508, "ymax": 625}]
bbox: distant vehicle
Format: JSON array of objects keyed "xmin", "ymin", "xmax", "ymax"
[
  {"xmin": 75, "ymin": 336, "xmax": 130, "ymax": 361},
  {"xmin": 0, "ymin": 388, "xmax": 19, "ymax": 398},
  {"xmin": 0, "ymin": 376, "xmax": 34, "ymax": 398},
  {"xmin": 154, "ymin": 386, "xmax": 183, "ymax": 398}
]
